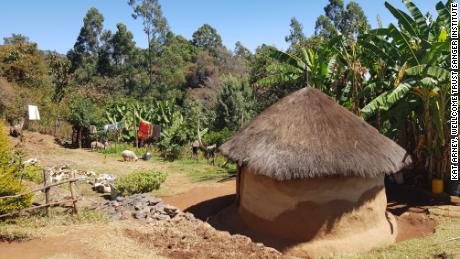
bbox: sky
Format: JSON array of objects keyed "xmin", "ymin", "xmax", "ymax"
[{"xmin": 0, "ymin": 0, "xmax": 437, "ymax": 54}]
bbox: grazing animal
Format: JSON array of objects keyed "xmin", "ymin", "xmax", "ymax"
[
  {"xmin": 121, "ymin": 150, "xmax": 138, "ymax": 162},
  {"xmin": 91, "ymin": 141, "xmax": 108, "ymax": 151}
]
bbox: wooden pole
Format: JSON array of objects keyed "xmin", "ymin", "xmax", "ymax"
[
  {"xmin": 69, "ymin": 172, "xmax": 79, "ymax": 215},
  {"xmin": 43, "ymin": 168, "xmax": 51, "ymax": 216},
  {"xmin": 0, "ymin": 179, "xmax": 76, "ymax": 199},
  {"xmin": 0, "ymin": 200, "xmax": 77, "ymax": 219},
  {"xmin": 134, "ymin": 110, "xmax": 138, "ymax": 149}
]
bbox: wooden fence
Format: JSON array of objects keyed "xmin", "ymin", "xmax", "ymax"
[{"xmin": 0, "ymin": 169, "xmax": 80, "ymax": 219}]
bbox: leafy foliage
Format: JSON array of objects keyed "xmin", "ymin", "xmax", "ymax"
[
  {"xmin": 115, "ymin": 170, "xmax": 166, "ymax": 195},
  {"xmin": 0, "ymin": 123, "xmax": 33, "ymax": 214}
]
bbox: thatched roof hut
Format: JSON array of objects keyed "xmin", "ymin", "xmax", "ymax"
[{"xmin": 219, "ymin": 87, "xmax": 411, "ymax": 257}]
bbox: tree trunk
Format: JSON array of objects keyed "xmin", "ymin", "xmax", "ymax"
[{"xmin": 78, "ymin": 127, "xmax": 82, "ymax": 149}]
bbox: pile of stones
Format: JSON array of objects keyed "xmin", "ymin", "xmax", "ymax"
[
  {"xmin": 44, "ymin": 164, "xmax": 97, "ymax": 182},
  {"xmin": 92, "ymin": 194, "xmax": 196, "ymax": 222}
]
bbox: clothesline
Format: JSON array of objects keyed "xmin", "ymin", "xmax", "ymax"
[{"xmin": 90, "ymin": 120, "xmax": 161, "ymax": 140}]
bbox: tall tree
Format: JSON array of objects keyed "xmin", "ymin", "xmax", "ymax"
[
  {"xmin": 343, "ymin": 1, "xmax": 370, "ymax": 37},
  {"xmin": 285, "ymin": 17, "xmax": 306, "ymax": 51},
  {"xmin": 111, "ymin": 23, "xmax": 136, "ymax": 68},
  {"xmin": 315, "ymin": 0, "xmax": 369, "ymax": 38},
  {"xmin": 192, "ymin": 24, "xmax": 223, "ymax": 52},
  {"xmin": 129, "ymin": 0, "xmax": 170, "ymax": 89},
  {"xmin": 97, "ymin": 30, "xmax": 113, "ymax": 76},
  {"xmin": 68, "ymin": 7, "xmax": 105, "ymax": 72}
]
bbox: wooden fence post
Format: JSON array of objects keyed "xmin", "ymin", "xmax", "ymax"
[
  {"xmin": 69, "ymin": 173, "xmax": 79, "ymax": 215},
  {"xmin": 43, "ymin": 168, "xmax": 51, "ymax": 216}
]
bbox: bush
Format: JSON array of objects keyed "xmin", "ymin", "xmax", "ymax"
[
  {"xmin": 202, "ymin": 128, "xmax": 233, "ymax": 147},
  {"xmin": 115, "ymin": 171, "xmax": 166, "ymax": 196},
  {"xmin": 0, "ymin": 173, "xmax": 33, "ymax": 214},
  {"xmin": 21, "ymin": 164, "xmax": 43, "ymax": 184},
  {"xmin": 0, "ymin": 122, "xmax": 33, "ymax": 215}
]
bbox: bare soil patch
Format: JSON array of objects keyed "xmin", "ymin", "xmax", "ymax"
[{"xmin": 124, "ymin": 218, "xmax": 281, "ymax": 259}]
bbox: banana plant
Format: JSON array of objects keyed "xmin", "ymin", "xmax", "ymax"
[
  {"xmin": 256, "ymin": 46, "xmax": 336, "ymax": 94},
  {"xmin": 359, "ymin": 0, "xmax": 451, "ymax": 179}
]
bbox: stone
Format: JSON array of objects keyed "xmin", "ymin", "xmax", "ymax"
[
  {"xmin": 134, "ymin": 202, "xmax": 143, "ymax": 210},
  {"xmin": 164, "ymin": 205, "xmax": 179, "ymax": 217},
  {"xmin": 120, "ymin": 210, "xmax": 132, "ymax": 220},
  {"xmin": 116, "ymin": 196, "xmax": 125, "ymax": 202},
  {"xmin": 148, "ymin": 198, "xmax": 162, "ymax": 206},
  {"xmin": 154, "ymin": 214, "xmax": 170, "ymax": 221},
  {"xmin": 134, "ymin": 212, "xmax": 147, "ymax": 219}
]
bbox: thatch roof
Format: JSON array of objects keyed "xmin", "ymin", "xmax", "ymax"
[{"xmin": 219, "ymin": 87, "xmax": 411, "ymax": 181}]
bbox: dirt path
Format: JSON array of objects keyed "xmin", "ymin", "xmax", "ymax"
[
  {"xmin": 0, "ymin": 223, "xmax": 162, "ymax": 259},
  {"xmin": 163, "ymin": 180, "xmax": 235, "ymax": 210}
]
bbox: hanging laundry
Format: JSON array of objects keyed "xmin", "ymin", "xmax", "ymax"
[
  {"xmin": 152, "ymin": 124, "xmax": 161, "ymax": 140},
  {"xmin": 89, "ymin": 125, "xmax": 97, "ymax": 134},
  {"xmin": 116, "ymin": 121, "xmax": 125, "ymax": 130},
  {"xmin": 28, "ymin": 105, "xmax": 40, "ymax": 120},
  {"xmin": 138, "ymin": 120, "xmax": 151, "ymax": 141},
  {"xmin": 104, "ymin": 123, "xmax": 117, "ymax": 131}
]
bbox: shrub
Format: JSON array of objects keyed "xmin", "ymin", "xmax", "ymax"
[
  {"xmin": 115, "ymin": 171, "xmax": 166, "ymax": 196},
  {"xmin": 0, "ymin": 173, "xmax": 33, "ymax": 214},
  {"xmin": 202, "ymin": 128, "xmax": 233, "ymax": 147},
  {"xmin": 0, "ymin": 122, "xmax": 33, "ymax": 215},
  {"xmin": 21, "ymin": 164, "xmax": 43, "ymax": 184}
]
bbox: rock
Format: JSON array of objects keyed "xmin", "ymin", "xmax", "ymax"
[
  {"xmin": 120, "ymin": 210, "xmax": 132, "ymax": 220},
  {"xmin": 133, "ymin": 211, "xmax": 147, "ymax": 219},
  {"xmin": 134, "ymin": 202, "xmax": 144, "ymax": 210},
  {"xmin": 164, "ymin": 205, "xmax": 179, "ymax": 217},
  {"xmin": 152, "ymin": 202, "xmax": 166, "ymax": 211},
  {"xmin": 148, "ymin": 198, "xmax": 161, "ymax": 206},
  {"xmin": 116, "ymin": 196, "xmax": 125, "ymax": 202},
  {"xmin": 154, "ymin": 214, "xmax": 170, "ymax": 221},
  {"xmin": 182, "ymin": 212, "xmax": 195, "ymax": 220}
]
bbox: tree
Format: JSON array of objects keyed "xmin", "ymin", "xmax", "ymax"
[
  {"xmin": 96, "ymin": 30, "xmax": 113, "ymax": 76},
  {"xmin": 47, "ymin": 52, "xmax": 71, "ymax": 103},
  {"xmin": 129, "ymin": 0, "xmax": 170, "ymax": 89},
  {"xmin": 68, "ymin": 7, "xmax": 105, "ymax": 72},
  {"xmin": 234, "ymin": 41, "xmax": 251, "ymax": 60},
  {"xmin": 192, "ymin": 24, "xmax": 223, "ymax": 52},
  {"xmin": 3, "ymin": 34, "xmax": 31, "ymax": 45},
  {"xmin": 111, "ymin": 23, "xmax": 136, "ymax": 68},
  {"xmin": 0, "ymin": 42, "xmax": 48, "ymax": 88},
  {"xmin": 67, "ymin": 96, "xmax": 103, "ymax": 148},
  {"xmin": 215, "ymin": 75, "xmax": 254, "ymax": 131},
  {"xmin": 285, "ymin": 17, "xmax": 306, "ymax": 50},
  {"xmin": 315, "ymin": 0, "xmax": 369, "ymax": 38},
  {"xmin": 343, "ymin": 1, "xmax": 370, "ymax": 37}
]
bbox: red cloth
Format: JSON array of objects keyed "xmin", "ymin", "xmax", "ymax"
[{"xmin": 138, "ymin": 120, "xmax": 151, "ymax": 141}]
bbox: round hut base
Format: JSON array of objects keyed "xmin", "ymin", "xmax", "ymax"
[{"xmin": 238, "ymin": 168, "xmax": 397, "ymax": 258}]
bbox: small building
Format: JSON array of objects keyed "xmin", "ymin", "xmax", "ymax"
[{"xmin": 219, "ymin": 87, "xmax": 411, "ymax": 257}]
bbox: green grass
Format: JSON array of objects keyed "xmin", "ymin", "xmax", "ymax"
[
  {"xmin": 338, "ymin": 217, "xmax": 460, "ymax": 259},
  {"xmin": 170, "ymin": 156, "xmax": 236, "ymax": 183},
  {"xmin": 99, "ymin": 144, "xmax": 236, "ymax": 183},
  {"xmin": 97, "ymin": 143, "xmax": 148, "ymax": 157}
]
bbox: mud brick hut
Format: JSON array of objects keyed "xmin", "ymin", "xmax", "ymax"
[{"xmin": 219, "ymin": 87, "xmax": 411, "ymax": 257}]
